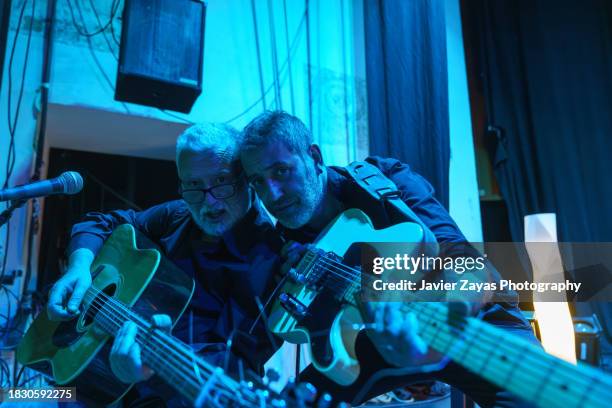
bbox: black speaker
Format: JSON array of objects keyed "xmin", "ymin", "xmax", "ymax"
[{"xmin": 115, "ymin": 0, "xmax": 206, "ymax": 113}]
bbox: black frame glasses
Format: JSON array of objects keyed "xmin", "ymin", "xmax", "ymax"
[{"xmin": 179, "ymin": 179, "xmax": 243, "ymax": 204}]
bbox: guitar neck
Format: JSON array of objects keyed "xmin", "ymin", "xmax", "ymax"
[
  {"xmin": 406, "ymin": 303, "xmax": 612, "ymax": 408},
  {"xmin": 85, "ymin": 290, "xmax": 260, "ymax": 407}
]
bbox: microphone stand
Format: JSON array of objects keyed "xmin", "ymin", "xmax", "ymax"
[{"xmin": 0, "ymin": 199, "xmax": 27, "ymax": 228}]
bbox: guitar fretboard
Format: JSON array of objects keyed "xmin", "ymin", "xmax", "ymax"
[
  {"xmin": 406, "ymin": 302, "xmax": 612, "ymax": 408},
  {"xmin": 82, "ymin": 288, "xmax": 266, "ymax": 407}
]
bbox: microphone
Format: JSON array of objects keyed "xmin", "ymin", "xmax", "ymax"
[{"xmin": 0, "ymin": 171, "xmax": 84, "ymax": 202}]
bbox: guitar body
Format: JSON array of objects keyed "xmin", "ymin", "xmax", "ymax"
[
  {"xmin": 17, "ymin": 225, "xmax": 195, "ymax": 406},
  {"xmin": 298, "ymin": 329, "xmax": 442, "ymax": 405},
  {"xmin": 268, "ymin": 209, "xmax": 442, "ymax": 386}
]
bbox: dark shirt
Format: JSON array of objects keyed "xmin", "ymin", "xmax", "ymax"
[
  {"xmin": 279, "ymin": 156, "xmax": 533, "ymax": 405},
  {"xmin": 280, "ymin": 156, "xmax": 528, "ymax": 326},
  {"xmin": 280, "ymin": 156, "xmax": 465, "ymax": 244},
  {"xmin": 69, "ymin": 197, "xmax": 283, "ymax": 367},
  {"xmin": 69, "ymin": 157, "xmax": 530, "ymax": 405}
]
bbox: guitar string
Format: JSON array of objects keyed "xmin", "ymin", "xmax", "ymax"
[
  {"xmin": 83, "ymin": 289, "xmax": 217, "ymax": 380},
  {"xmin": 82, "ymin": 290, "xmax": 261, "ymax": 406},
  {"xmin": 82, "ymin": 255, "xmax": 611, "ymax": 407},
  {"xmin": 307, "ymin": 254, "xmax": 488, "ymax": 304},
  {"xmin": 408, "ymin": 301, "xmax": 611, "ymax": 408},
  {"xmin": 84, "ymin": 293, "xmax": 259, "ymax": 407},
  {"xmin": 83, "ymin": 293, "xmax": 242, "ymax": 406},
  {"xmin": 316, "ymin": 257, "xmax": 612, "ymax": 406},
  {"xmin": 83, "ymin": 284, "xmax": 608, "ymax": 408},
  {"xmin": 374, "ymin": 294, "xmax": 610, "ymax": 406},
  {"xmin": 295, "ymin": 254, "xmax": 612, "ymax": 406},
  {"xmin": 85, "ymin": 288, "xmax": 264, "ymax": 406}
]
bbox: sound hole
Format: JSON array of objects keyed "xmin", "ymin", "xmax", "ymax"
[
  {"xmin": 82, "ymin": 284, "xmax": 117, "ymax": 327},
  {"xmin": 51, "ymin": 284, "xmax": 117, "ymax": 348}
]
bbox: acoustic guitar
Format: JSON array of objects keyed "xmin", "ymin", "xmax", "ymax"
[{"xmin": 17, "ymin": 224, "xmax": 307, "ymax": 407}]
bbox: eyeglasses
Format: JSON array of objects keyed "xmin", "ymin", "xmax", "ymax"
[{"xmin": 179, "ymin": 179, "xmax": 243, "ymax": 204}]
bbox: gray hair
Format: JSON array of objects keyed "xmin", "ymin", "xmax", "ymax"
[
  {"xmin": 176, "ymin": 122, "xmax": 243, "ymax": 163},
  {"xmin": 242, "ymin": 111, "xmax": 312, "ymax": 155}
]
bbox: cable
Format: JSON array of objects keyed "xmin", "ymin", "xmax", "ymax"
[
  {"xmin": 250, "ymin": 0, "xmax": 267, "ymax": 112},
  {"xmin": 86, "ymin": 0, "xmax": 120, "ymax": 60},
  {"xmin": 305, "ymin": 0, "xmax": 313, "ymax": 129},
  {"xmin": 223, "ymin": 6, "xmax": 309, "ymax": 124},
  {"xmin": 340, "ymin": 0, "xmax": 351, "ymax": 163},
  {"xmin": 267, "ymin": 0, "xmax": 282, "ymax": 109},
  {"xmin": 78, "ymin": 11, "xmax": 131, "ymax": 114},
  {"xmin": 65, "ymin": 0, "xmax": 120, "ymax": 38},
  {"xmin": 0, "ymin": 284, "xmax": 22, "ymax": 349},
  {"xmin": 0, "ymin": 357, "xmax": 11, "ymax": 388},
  {"xmin": 2, "ymin": 0, "xmax": 35, "ymax": 285},
  {"xmin": 13, "ymin": 364, "xmax": 25, "ymax": 388},
  {"xmin": 5, "ymin": 0, "xmax": 35, "ymax": 186},
  {"xmin": 282, "ymin": 0, "xmax": 296, "ymax": 114},
  {"xmin": 109, "ymin": 0, "xmax": 121, "ymax": 46},
  {"xmin": 0, "ymin": 222, "xmax": 10, "ymax": 287},
  {"xmin": 73, "ymin": 1, "xmax": 195, "ymax": 123}
]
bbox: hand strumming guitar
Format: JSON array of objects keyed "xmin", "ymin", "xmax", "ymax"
[{"xmin": 47, "ymin": 248, "xmax": 94, "ymax": 321}]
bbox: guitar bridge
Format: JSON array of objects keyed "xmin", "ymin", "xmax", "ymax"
[{"xmin": 279, "ymin": 292, "xmax": 308, "ymax": 318}]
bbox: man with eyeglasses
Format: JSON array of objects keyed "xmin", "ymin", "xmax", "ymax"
[{"xmin": 46, "ymin": 123, "xmax": 283, "ymax": 407}]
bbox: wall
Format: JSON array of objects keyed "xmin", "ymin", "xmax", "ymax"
[
  {"xmin": 48, "ymin": 0, "xmax": 369, "ymax": 164},
  {"xmin": 0, "ymin": 0, "xmax": 48, "ymax": 367}
]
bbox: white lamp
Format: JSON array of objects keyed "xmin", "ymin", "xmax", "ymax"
[{"xmin": 524, "ymin": 213, "xmax": 576, "ymax": 363}]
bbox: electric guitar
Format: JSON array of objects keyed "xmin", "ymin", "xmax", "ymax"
[
  {"xmin": 268, "ymin": 209, "xmax": 612, "ymax": 407},
  {"xmin": 268, "ymin": 209, "xmax": 444, "ymax": 387},
  {"xmin": 17, "ymin": 224, "xmax": 314, "ymax": 407}
]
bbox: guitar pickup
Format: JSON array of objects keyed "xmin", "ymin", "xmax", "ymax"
[{"xmin": 279, "ymin": 293, "xmax": 308, "ymax": 318}]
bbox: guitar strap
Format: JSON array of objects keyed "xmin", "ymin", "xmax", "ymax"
[{"xmin": 344, "ymin": 161, "xmax": 437, "ymax": 243}]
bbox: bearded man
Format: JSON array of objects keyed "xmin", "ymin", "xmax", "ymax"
[
  {"xmin": 240, "ymin": 110, "xmax": 539, "ymax": 407},
  {"xmin": 47, "ymin": 123, "xmax": 282, "ymax": 407}
]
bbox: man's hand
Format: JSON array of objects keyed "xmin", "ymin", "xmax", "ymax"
[
  {"xmin": 47, "ymin": 248, "xmax": 94, "ymax": 321},
  {"xmin": 280, "ymin": 241, "xmax": 311, "ymax": 275},
  {"xmin": 363, "ymin": 302, "xmax": 441, "ymax": 369},
  {"xmin": 109, "ymin": 314, "xmax": 172, "ymax": 384}
]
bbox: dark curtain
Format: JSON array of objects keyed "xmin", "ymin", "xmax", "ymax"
[
  {"xmin": 364, "ymin": 0, "xmax": 450, "ymax": 208},
  {"xmin": 471, "ymin": 0, "xmax": 612, "ymax": 340}
]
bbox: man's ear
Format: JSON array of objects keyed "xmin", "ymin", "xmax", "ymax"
[{"xmin": 308, "ymin": 144, "xmax": 324, "ymax": 174}]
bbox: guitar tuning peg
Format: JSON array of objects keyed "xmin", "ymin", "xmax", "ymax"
[
  {"xmin": 288, "ymin": 268, "xmax": 307, "ymax": 283},
  {"xmin": 271, "ymin": 399, "xmax": 288, "ymax": 408},
  {"xmin": 294, "ymin": 382, "xmax": 317, "ymax": 404},
  {"xmin": 316, "ymin": 393, "xmax": 333, "ymax": 408}
]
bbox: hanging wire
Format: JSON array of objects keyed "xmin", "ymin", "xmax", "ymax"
[
  {"xmin": 72, "ymin": 1, "xmax": 195, "ymax": 123},
  {"xmin": 224, "ymin": 5, "xmax": 309, "ymax": 124},
  {"xmin": 85, "ymin": 0, "xmax": 119, "ymax": 59},
  {"xmin": 267, "ymin": 0, "xmax": 282, "ymax": 110},
  {"xmin": 2, "ymin": 0, "xmax": 36, "ymax": 287},
  {"xmin": 340, "ymin": 0, "xmax": 352, "ymax": 163},
  {"xmin": 250, "ymin": 0, "xmax": 267, "ymax": 112},
  {"xmin": 282, "ymin": 0, "xmax": 296, "ymax": 114},
  {"xmin": 65, "ymin": 0, "xmax": 121, "ymax": 37},
  {"xmin": 305, "ymin": 0, "xmax": 313, "ymax": 129}
]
